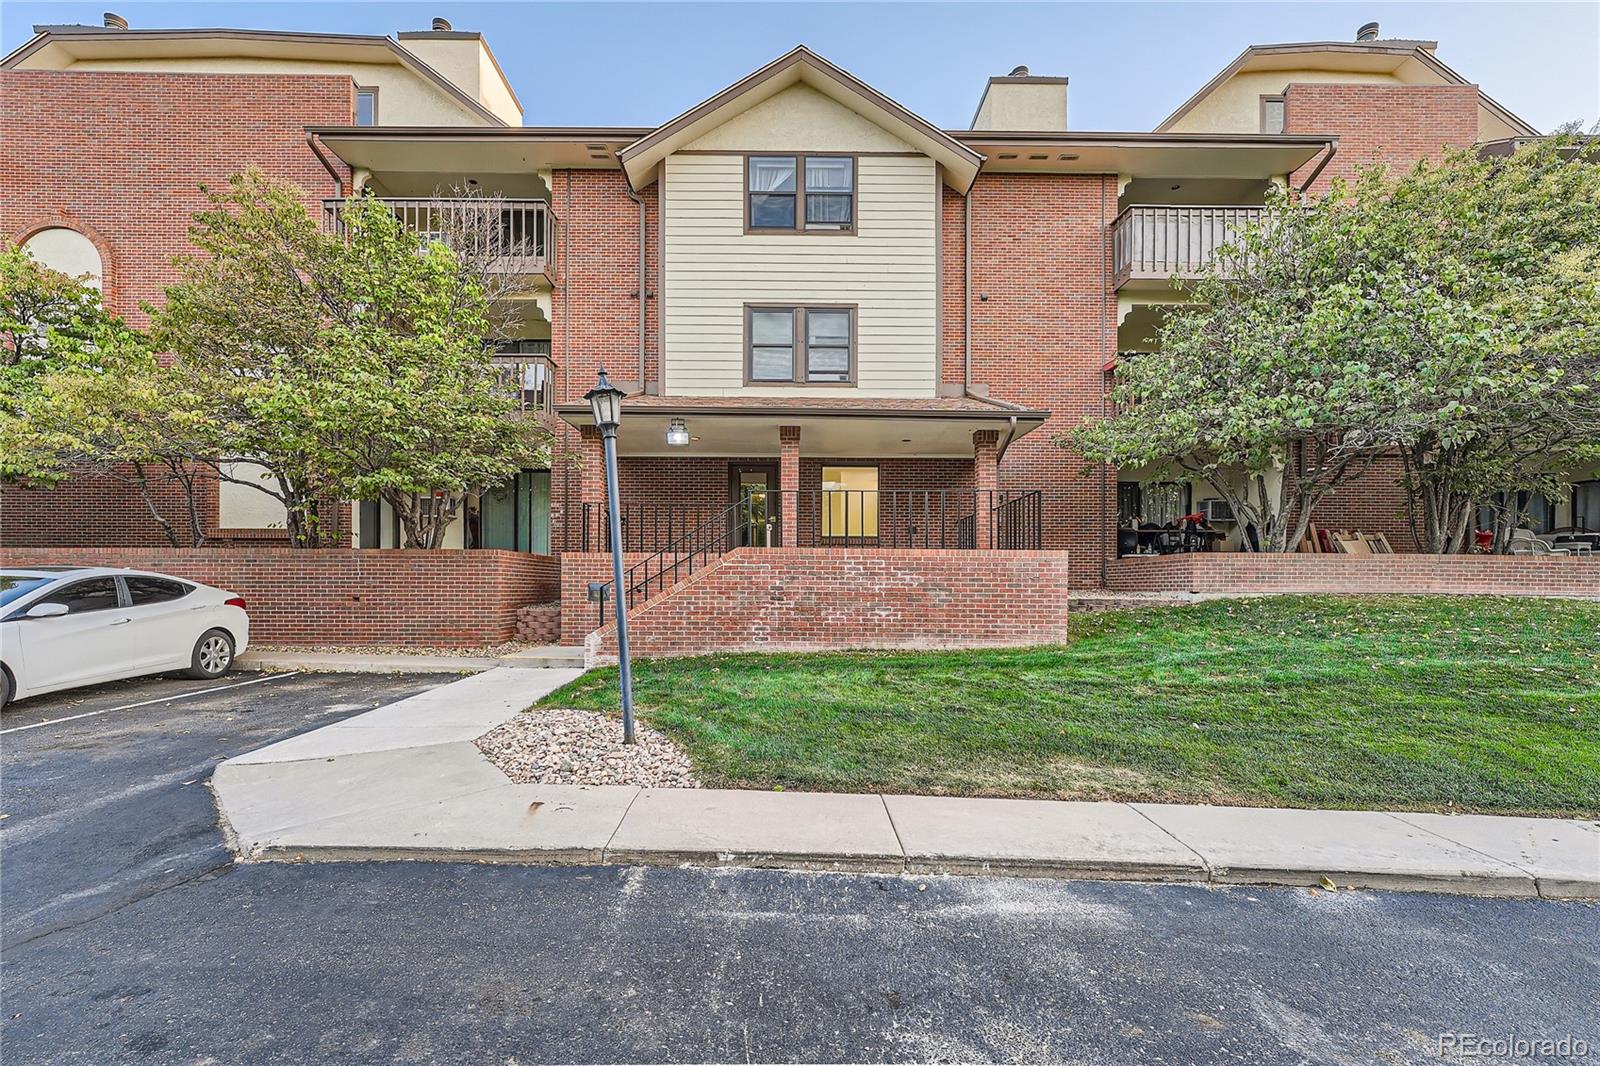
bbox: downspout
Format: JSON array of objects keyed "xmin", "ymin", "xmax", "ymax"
[
  {"xmin": 625, "ymin": 186, "xmax": 648, "ymax": 391},
  {"xmin": 1099, "ymin": 174, "xmax": 1111, "ymax": 588},
  {"xmin": 997, "ymin": 415, "xmax": 1019, "ymax": 460},
  {"xmin": 306, "ymin": 132, "xmax": 345, "ymax": 198},
  {"xmin": 960, "ymin": 180, "xmax": 972, "ymax": 392},
  {"xmin": 1297, "ymin": 137, "xmax": 1339, "ymax": 198}
]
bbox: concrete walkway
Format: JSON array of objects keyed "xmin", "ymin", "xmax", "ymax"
[
  {"xmin": 211, "ymin": 669, "xmax": 1600, "ymax": 899},
  {"xmin": 237, "ymin": 645, "xmax": 584, "ymax": 674}
]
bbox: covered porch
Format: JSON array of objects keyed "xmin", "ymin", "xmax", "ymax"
[{"xmin": 556, "ymin": 395, "xmax": 1051, "ymax": 556}]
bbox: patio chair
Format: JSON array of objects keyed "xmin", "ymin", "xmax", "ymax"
[{"xmin": 1508, "ymin": 528, "xmax": 1571, "ymax": 556}]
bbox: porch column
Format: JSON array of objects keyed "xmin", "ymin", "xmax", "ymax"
[
  {"xmin": 973, "ymin": 429, "xmax": 1000, "ymax": 550},
  {"xmin": 579, "ymin": 424, "xmax": 607, "ymax": 551},
  {"xmin": 778, "ymin": 425, "xmax": 800, "ymax": 547}
]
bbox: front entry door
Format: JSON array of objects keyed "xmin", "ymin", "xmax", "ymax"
[{"xmin": 729, "ymin": 463, "xmax": 779, "ymax": 547}]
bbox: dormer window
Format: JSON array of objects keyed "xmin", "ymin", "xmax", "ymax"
[{"xmin": 747, "ymin": 155, "xmax": 856, "ymax": 233}]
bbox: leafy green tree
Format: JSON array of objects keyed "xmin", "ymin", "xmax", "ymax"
[
  {"xmin": 0, "ymin": 239, "xmax": 113, "ymax": 420},
  {"xmin": 1072, "ymin": 182, "xmax": 1393, "ymax": 552},
  {"xmin": 1073, "ymin": 130, "xmax": 1600, "ymax": 553},
  {"xmin": 1356, "ymin": 134, "xmax": 1600, "ymax": 552},
  {"xmin": 154, "ymin": 171, "xmax": 549, "ymax": 547}
]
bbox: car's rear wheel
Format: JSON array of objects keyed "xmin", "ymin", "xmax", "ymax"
[
  {"xmin": 1, "ymin": 667, "xmax": 12, "ymax": 710},
  {"xmin": 187, "ymin": 629, "xmax": 235, "ymax": 680}
]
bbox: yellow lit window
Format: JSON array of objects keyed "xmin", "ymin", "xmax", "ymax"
[{"xmin": 821, "ymin": 465, "xmax": 878, "ymax": 537}]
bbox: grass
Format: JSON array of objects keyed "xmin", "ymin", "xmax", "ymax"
[{"xmin": 539, "ymin": 596, "xmax": 1600, "ymax": 817}]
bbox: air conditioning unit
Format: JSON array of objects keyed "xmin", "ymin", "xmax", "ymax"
[{"xmin": 1201, "ymin": 498, "xmax": 1235, "ymax": 523}]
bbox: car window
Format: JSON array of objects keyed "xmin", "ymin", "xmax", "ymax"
[
  {"xmin": 33, "ymin": 577, "xmax": 121, "ymax": 614},
  {"xmin": 125, "ymin": 576, "xmax": 191, "ymax": 605},
  {"xmin": 0, "ymin": 576, "xmax": 54, "ymax": 607}
]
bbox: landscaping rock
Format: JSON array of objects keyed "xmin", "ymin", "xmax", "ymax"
[{"xmin": 475, "ymin": 707, "xmax": 700, "ymax": 789}]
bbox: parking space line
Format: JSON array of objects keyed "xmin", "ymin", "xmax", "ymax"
[{"xmin": 1, "ymin": 672, "xmax": 302, "ymax": 735}]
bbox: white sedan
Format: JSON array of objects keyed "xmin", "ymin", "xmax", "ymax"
[{"xmin": 1, "ymin": 567, "xmax": 250, "ymax": 708}]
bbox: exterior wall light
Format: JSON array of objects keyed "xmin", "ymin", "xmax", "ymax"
[{"xmin": 666, "ymin": 418, "xmax": 690, "ymax": 446}]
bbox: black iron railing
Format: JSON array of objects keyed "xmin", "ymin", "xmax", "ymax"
[
  {"xmin": 579, "ymin": 503, "xmax": 726, "ymax": 553},
  {"xmin": 591, "ymin": 489, "xmax": 1045, "ymax": 626}
]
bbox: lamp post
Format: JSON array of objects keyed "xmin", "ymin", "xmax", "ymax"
[{"xmin": 585, "ymin": 368, "xmax": 636, "ymax": 745}]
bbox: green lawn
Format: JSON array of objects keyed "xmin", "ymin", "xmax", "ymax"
[{"xmin": 539, "ymin": 596, "xmax": 1600, "ymax": 816}]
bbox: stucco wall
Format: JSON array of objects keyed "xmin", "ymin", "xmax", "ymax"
[{"xmin": 59, "ymin": 56, "xmax": 487, "ymax": 125}]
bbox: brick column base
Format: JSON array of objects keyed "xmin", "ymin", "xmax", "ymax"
[
  {"xmin": 973, "ymin": 429, "xmax": 1000, "ymax": 550},
  {"xmin": 779, "ymin": 425, "xmax": 800, "ymax": 547}
]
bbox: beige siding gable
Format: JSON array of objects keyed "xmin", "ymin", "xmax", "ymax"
[
  {"xmin": 663, "ymin": 152, "xmax": 938, "ymax": 398},
  {"xmin": 683, "ymin": 84, "xmax": 917, "ymax": 153}
]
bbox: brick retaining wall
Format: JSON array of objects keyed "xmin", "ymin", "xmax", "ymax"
[
  {"xmin": 2, "ymin": 548, "xmax": 559, "ymax": 647},
  {"xmin": 1107, "ymin": 554, "xmax": 1600, "ymax": 599},
  {"xmin": 584, "ymin": 548, "xmax": 1072, "ymax": 664}
]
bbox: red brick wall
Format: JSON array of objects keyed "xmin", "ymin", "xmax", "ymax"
[
  {"xmin": 1310, "ymin": 455, "xmax": 1418, "ymax": 551},
  {"xmin": 547, "ymin": 170, "xmax": 659, "ymax": 552},
  {"xmin": 1, "ymin": 69, "xmax": 354, "ymax": 326},
  {"xmin": 560, "ymin": 551, "xmax": 688, "ymax": 644},
  {"xmin": 584, "ymin": 547, "xmax": 1072, "ymax": 662},
  {"xmin": 967, "ymin": 173, "xmax": 1119, "ymax": 587},
  {"xmin": 1106, "ymin": 554, "xmax": 1600, "ymax": 599},
  {"xmin": 1285, "ymin": 82, "xmax": 1480, "ymax": 195},
  {"xmin": 2, "ymin": 548, "xmax": 560, "ymax": 647},
  {"xmin": 1, "ymin": 69, "xmax": 354, "ymax": 547}
]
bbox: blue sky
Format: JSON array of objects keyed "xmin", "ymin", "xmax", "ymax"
[{"xmin": 3, "ymin": 2, "xmax": 1594, "ymax": 132}]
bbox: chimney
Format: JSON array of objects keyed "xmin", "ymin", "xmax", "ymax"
[
  {"xmin": 969, "ymin": 65, "xmax": 1068, "ymax": 131},
  {"xmin": 1356, "ymin": 21, "xmax": 1380, "ymax": 41},
  {"xmin": 103, "ymin": 11, "xmax": 128, "ymax": 29},
  {"xmin": 431, "ymin": 16, "xmax": 452, "ymax": 31}
]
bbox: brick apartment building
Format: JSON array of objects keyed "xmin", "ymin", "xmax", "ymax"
[{"xmin": 4, "ymin": 14, "xmax": 1593, "ymax": 646}]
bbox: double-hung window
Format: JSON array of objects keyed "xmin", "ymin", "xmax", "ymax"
[
  {"xmin": 747, "ymin": 155, "xmax": 855, "ymax": 232},
  {"xmin": 747, "ymin": 306, "xmax": 855, "ymax": 384}
]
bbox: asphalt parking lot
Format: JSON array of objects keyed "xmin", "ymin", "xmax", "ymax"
[
  {"xmin": 0, "ymin": 669, "xmax": 447, "ymax": 948},
  {"xmin": 3, "ymin": 669, "xmax": 1598, "ymax": 1064}
]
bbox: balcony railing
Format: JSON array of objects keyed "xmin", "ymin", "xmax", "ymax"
[
  {"xmin": 322, "ymin": 197, "xmax": 554, "ymax": 279},
  {"xmin": 1112, "ymin": 205, "xmax": 1265, "ymax": 289}
]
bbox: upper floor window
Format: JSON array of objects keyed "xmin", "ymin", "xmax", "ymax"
[
  {"xmin": 1260, "ymin": 95, "xmax": 1285, "ymax": 135},
  {"xmin": 356, "ymin": 87, "xmax": 378, "ymax": 126},
  {"xmin": 747, "ymin": 155, "xmax": 856, "ymax": 233},
  {"xmin": 747, "ymin": 305, "xmax": 855, "ymax": 384}
]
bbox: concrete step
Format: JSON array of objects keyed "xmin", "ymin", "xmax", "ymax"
[{"xmin": 496, "ymin": 647, "xmax": 586, "ymax": 669}]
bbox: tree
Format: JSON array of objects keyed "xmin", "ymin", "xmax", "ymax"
[
  {"xmin": 1072, "ymin": 129, "xmax": 1600, "ymax": 553},
  {"xmin": 1354, "ymin": 133, "xmax": 1600, "ymax": 552},
  {"xmin": 1070, "ymin": 183, "xmax": 1392, "ymax": 552},
  {"xmin": 153, "ymin": 171, "xmax": 550, "ymax": 547},
  {"xmin": 0, "ymin": 238, "xmax": 112, "ymax": 421}
]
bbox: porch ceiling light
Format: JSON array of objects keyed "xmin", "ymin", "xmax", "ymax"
[
  {"xmin": 666, "ymin": 418, "xmax": 691, "ymax": 447},
  {"xmin": 585, "ymin": 367, "xmax": 625, "ymax": 432}
]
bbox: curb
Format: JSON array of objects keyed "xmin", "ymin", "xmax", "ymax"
[{"xmin": 232, "ymin": 840, "xmax": 1595, "ymax": 899}]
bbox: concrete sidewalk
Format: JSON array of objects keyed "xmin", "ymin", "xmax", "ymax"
[
  {"xmin": 211, "ymin": 669, "xmax": 1600, "ymax": 899},
  {"xmin": 237, "ymin": 645, "xmax": 584, "ymax": 674}
]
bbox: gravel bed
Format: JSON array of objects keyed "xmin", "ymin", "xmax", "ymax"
[
  {"xmin": 475, "ymin": 707, "xmax": 701, "ymax": 789},
  {"xmin": 252, "ymin": 641, "xmax": 531, "ymax": 658}
]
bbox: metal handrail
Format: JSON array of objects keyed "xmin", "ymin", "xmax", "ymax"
[{"xmin": 596, "ymin": 498, "xmax": 752, "ymax": 626}]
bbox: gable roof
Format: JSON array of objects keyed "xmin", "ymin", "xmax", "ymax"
[
  {"xmin": 617, "ymin": 46, "xmax": 984, "ymax": 192},
  {"xmin": 1156, "ymin": 40, "xmax": 1538, "ymax": 138},
  {"xmin": 0, "ymin": 25, "xmax": 508, "ymax": 126}
]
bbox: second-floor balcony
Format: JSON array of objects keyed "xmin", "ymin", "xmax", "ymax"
[
  {"xmin": 323, "ymin": 197, "xmax": 555, "ymax": 283},
  {"xmin": 1112, "ymin": 205, "xmax": 1265, "ymax": 290}
]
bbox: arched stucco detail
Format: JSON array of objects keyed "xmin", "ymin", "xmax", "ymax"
[{"xmin": 21, "ymin": 227, "xmax": 104, "ymax": 289}]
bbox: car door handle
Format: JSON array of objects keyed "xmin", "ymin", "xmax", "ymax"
[{"xmin": 109, "ymin": 617, "xmax": 133, "ymax": 626}]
